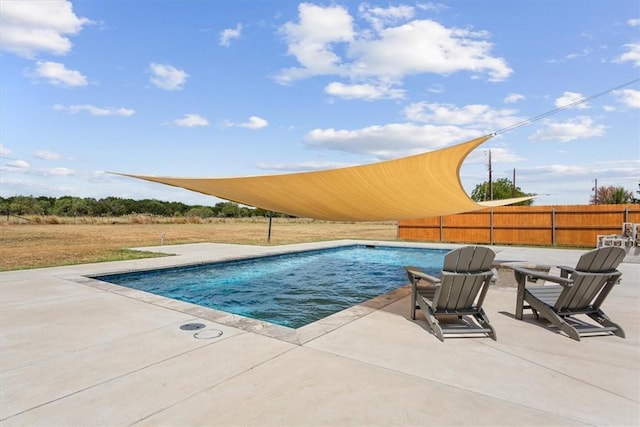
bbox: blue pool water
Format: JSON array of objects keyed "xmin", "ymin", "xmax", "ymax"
[{"xmin": 94, "ymin": 245, "xmax": 447, "ymax": 328}]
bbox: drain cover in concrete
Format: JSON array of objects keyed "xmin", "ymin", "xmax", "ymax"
[
  {"xmin": 194, "ymin": 329, "xmax": 223, "ymax": 339},
  {"xmin": 180, "ymin": 323, "xmax": 206, "ymax": 331}
]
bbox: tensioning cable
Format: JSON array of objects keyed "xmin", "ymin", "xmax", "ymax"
[{"xmin": 492, "ymin": 77, "xmax": 640, "ymax": 136}]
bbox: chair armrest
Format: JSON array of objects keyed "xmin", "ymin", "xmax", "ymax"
[
  {"xmin": 511, "ymin": 266, "xmax": 573, "ymax": 287},
  {"xmin": 405, "ymin": 266, "xmax": 440, "ymax": 286},
  {"xmin": 557, "ymin": 265, "xmax": 575, "ymax": 278}
]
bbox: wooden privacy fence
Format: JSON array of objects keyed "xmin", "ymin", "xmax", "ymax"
[{"xmin": 398, "ymin": 204, "xmax": 640, "ymax": 247}]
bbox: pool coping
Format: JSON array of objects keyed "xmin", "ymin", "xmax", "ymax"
[{"xmin": 66, "ymin": 240, "xmax": 433, "ymax": 345}]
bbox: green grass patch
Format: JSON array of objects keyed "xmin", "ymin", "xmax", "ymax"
[
  {"xmin": 94, "ymin": 249, "xmax": 172, "ymax": 263},
  {"xmin": 0, "ymin": 249, "xmax": 172, "ymax": 271}
]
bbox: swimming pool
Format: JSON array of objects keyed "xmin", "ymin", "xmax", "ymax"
[{"xmin": 94, "ymin": 245, "xmax": 447, "ymax": 328}]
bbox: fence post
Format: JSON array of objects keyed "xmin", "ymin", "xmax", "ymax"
[
  {"xmin": 490, "ymin": 209, "xmax": 494, "ymax": 245},
  {"xmin": 439, "ymin": 216, "xmax": 443, "ymax": 242},
  {"xmin": 551, "ymin": 207, "xmax": 556, "ymax": 246},
  {"xmin": 625, "ymin": 206, "xmax": 629, "ymax": 223}
]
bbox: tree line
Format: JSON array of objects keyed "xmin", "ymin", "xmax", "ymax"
[
  {"xmin": 0, "ymin": 196, "xmax": 287, "ymax": 218},
  {"xmin": 2, "ymin": 179, "xmax": 637, "ymax": 219}
]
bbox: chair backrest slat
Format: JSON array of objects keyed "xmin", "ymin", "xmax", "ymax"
[
  {"xmin": 445, "ymin": 274, "xmax": 465, "ymax": 309},
  {"xmin": 437, "ymin": 246, "xmax": 495, "ymax": 311},
  {"xmin": 575, "ymin": 246, "xmax": 625, "ymax": 272},
  {"xmin": 443, "ymin": 246, "xmax": 494, "ymax": 273},
  {"xmin": 564, "ymin": 275, "xmax": 607, "ymax": 309},
  {"xmin": 555, "ymin": 246, "xmax": 625, "ymax": 311},
  {"xmin": 438, "ymin": 275, "xmax": 454, "ymax": 308},
  {"xmin": 460, "ymin": 276, "xmax": 484, "ymax": 308}
]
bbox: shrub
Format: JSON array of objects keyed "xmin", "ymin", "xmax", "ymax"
[{"xmin": 44, "ymin": 216, "xmax": 62, "ymax": 224}]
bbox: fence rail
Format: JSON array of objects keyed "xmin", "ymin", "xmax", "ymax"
[{"xmin": 397, "ymin": 204, "xmax": 640, "ymax": 247}]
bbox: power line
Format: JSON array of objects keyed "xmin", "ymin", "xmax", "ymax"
[{"xmin": 493, "ymin": 77, "xmax": 640, "ymax": 136}]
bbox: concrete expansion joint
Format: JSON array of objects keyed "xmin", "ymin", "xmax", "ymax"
[{"xmin": 478, "ymin": 341, "xmax": 638, "ymax": 404}]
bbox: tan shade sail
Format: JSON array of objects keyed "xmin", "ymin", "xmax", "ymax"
[{"xmin": 118, "ymin": 135, "xmax": 533, "ymax": 221}]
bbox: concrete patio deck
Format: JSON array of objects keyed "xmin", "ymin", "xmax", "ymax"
[{"xmin": 1, "ymin": 241, "xmax": 638, "ymax": 426}]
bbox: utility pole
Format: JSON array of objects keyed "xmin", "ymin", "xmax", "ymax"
[
  {"xmin": 512, "ymin": 168, "xmax": 516, "ymax": 198},
  {"xmin": 487, "ymin": 150, "xmax": 493, "ymax": 201},
  {"xmin": 593, "ymin": 179, "xmax": 598, "ymax": 204}
]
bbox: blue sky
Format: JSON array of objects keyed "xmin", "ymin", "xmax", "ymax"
[{"xmin": 1, "ymin": 0, "xmax": 638, "ymax": 209}]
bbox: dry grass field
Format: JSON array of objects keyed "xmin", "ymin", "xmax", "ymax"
[{"xmin": 0, "ymin": 216, "xmax": 398, "ymax": 271}]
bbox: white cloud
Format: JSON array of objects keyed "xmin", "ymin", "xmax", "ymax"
[
  {"xmin": 0, "ymin": 144, "xmax": 11, "ymax": 157},
  {"xmin": 613, "ymin": 88, "xmax": 640, "ymax": 108},
  {"xmin": 359, "ymin": 3, "xmax": 415, "ymax": 33},
  {"xmin": 173, "ymin": 114, "xmax": 209, "ymax": 127},
  {"xmin": 149, "ymin": 63, "xmax": 188, "ymax": 90},
  {"xmin": 239, "ymin": 116, "xmax": 268, "ymax": 129},
  {"xmin": 34, "ymin": 150, "xmax": 61, "ymax": 160},
  {"xmin": 597, "ymin": 159, "xmax": 640, "ymax": 169},
  {"xmin": 615, "ymin": 43, "xmax": 640, "ymax": 67},
  {"xmin": 485, "ymin": 160, "xmax": 640, "ymax": 205},
  {"xmin": 276, "ymin": 5, "xmax": 512, "ymax": 86},
  {"xmin": 220, "ymin": 23, "xmax": 242, "ymax": 47},
  {"xmin": 566, "ymin": 47, "xmax": 593, "ymax": 60},
  {"xmin": 45, "ymin": 167, "xmax": 74, "ymax": 176},
  {"xmin": 427, "ymin": 84, "xmax": 444, "ymax": 94},
  {"xmin": 484, "ymin": 147, "xmax": 524, "ymax": 163},
  {"xmin": 521, "ymin": 164, "xmax": 590, "ymax": 176},
  {"xmin": 628, "ymin": 19, "xmax": 640, "ymax": 27},
  {"xmin": 255, "ymin": 160, "xmax": 352, "ymax": 172},
  {"xmin": 324, "ymin": 81, "xmax": 404, "ymax": 100},
  {"xmin": 0, "ymin": 161, "xmax": 76, "ymax": 176},
  {"xmin": 53, "ymin": 104, "xmax": 135, "ymax": 116},
  {"xmin": 417, "ymin": 2, "xmax": 448, "ymax": 13},
  {"xmin": 305, "ymin": 122, "xmax": 482, "ymax": 158},
  {"xmin": 277, "ymin": 3, "xmax": 354, "ymax": 83},
  {"xmin": 0, "ymin": 0, "xmax": 91, "ymax": 58},
  {"xmin": 464, "ymin": 146, "xmax": 525, "ymax": 164},
  {"xmin": 33, "ymin": 61, "xmax": 87, "ymax": 87},
  {"xmin": 223, "ymin": 116, "xmax": 268, "ymax": 129},
  {"xmin": 351, "ymin": 20, "xmax": 512, "ymax": 80},
  {"xmin": 529, "ymin": 116, "xmax": 606, "ymax": 143},
  {"xmin": 403, "ymin": 102, "xmax": 522, "ymax": 130},
  {"xmin": 0, "ymin": 177, "xmax": 76, "ymax": 197},
  {"xmin": 6, "ymin": 159, "xmax": 30, "ymax": 169},
  {"xmin": 554, "ymin": 91, "xmax": 589, "ymax": 109},
  {"xmin": 504, "ymin": 93, "xmax": 525, "ymax": 104}
]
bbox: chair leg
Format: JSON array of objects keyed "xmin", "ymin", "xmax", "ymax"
[
  {"xmin": 410, "ymin": 289, "xmax": 416, "ymax": 320},
  {"xmin": 527, "ymin": 297, "xmax": 581, "ymax": 341},
  {"xmin": 430, "ymin": 319, "xmax": 444, "ymax": 342},
  {"xmin": 559, "ymin": 321, "xmax": 581, "ymax": 341},
  {"xmin": 588, "ymin": 310, "xmax": 626, "ymax": 338},
  {"xmin": 423, "ymin": 307, "xmax": 444, "ymax": 342},
  {"xmin": 514, "ymin": 270, "xmax": 526, "ymax": 320},
  {"xmin": 475, "ymin": 309, "xmax": 497, "ymax": 341},
  {"xmin": 486, "ymin": 324, "xmax": 497, "ymax": 341},
  {"xmin": 410, "ymin": 282, "xmax": 420, "ymax": 320}
]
